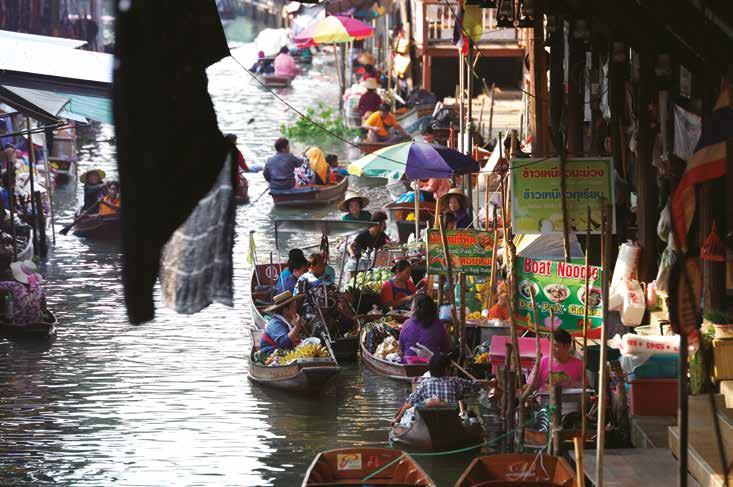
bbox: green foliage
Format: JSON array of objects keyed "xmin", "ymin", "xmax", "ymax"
[{"xmin": 280, "ymin": 103, "xmax": 358, "ymax": 141}]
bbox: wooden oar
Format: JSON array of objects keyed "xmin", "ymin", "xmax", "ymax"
[
  {"xmin": 59, "ymin": 200, "xmax": 101, "ymax": 235},
  {"xmin": 251, "ymin": 186, "xmax": 270, "ymax": 203}
]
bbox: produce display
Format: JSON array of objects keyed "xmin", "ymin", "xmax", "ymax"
[
  {"xmin": 354, "ymin": 267, "xmax": 391, "ymax": 292},
  {"xmin": 261, "ymin": 342, "xmax": 331, "ymax": 366},
  {"xmin": 474, "ymin": 352, "xmax": 490, "ymax": 364}
]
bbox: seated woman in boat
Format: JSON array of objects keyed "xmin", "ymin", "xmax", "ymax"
[
  {"xmin": 439, "ymin": 188, "xmax": 471, "ymax": 229},
  {"xmin": 97, "ymin": 182, "xmax": 121, "ymax": 217},
  {"xmin": 274, "ymin": 46, "xmax": 301, "ymax": 79},
  {"xmin": 398, "ymin": 294, "xmax": 450, "ymax": 364},
  {"xmin": 358, "ymin": 77, "xmax": 382, "ymax": 122},
  {"xmin": 259, "ymin": 291, "xmax": 305, "ymax": 357},
  {"xmin": 339, "ymin": 191, "xmax": 371, "ymax": 222},
  {"xmin": 392, "ymin": 354, "xmax": 490, "ymax": 425},
  {"xmin": 363, "ymin": 104, "xmax": 408, "ymax": 143},
  {"xmin": 304, "ymin": 147, "xmax": 330, "ymax": 185},
  {"xmin": 296, "ymin": 253, "xmax": 331, "ymax": 292},
  {"xmin": 0, "ymin": 259, "xmax": 46, "ymax": 325},
  {"xmin": 526, "ymin": 329, "xmax": 585, "ymax": 394},
  {"xmin": 80, "ymin": 169, "xmax": 107, "ymax": 211},
  {"xmin": 380, "ymin": 259, "xmax": 416, "ymax": 312},
  {"xmin": 275, "ymin": 254, "xmax": 309, "ymax": 295}
]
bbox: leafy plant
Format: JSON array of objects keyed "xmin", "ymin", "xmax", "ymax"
[
  {"xmin": 703, "ymin": 309, "xmax": 733, "ymax": 324},
  {"xmin": 280, "ymin": 103, "xmax": 359, "ymax": 141}
]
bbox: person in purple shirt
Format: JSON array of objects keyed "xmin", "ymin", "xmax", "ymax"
[{"xmin": 399, "ymin": 294, "xmax": 451, "ymax": 364}]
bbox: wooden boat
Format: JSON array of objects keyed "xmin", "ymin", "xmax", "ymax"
[
  {"xmin": 270, "ymin": 176, "xmax": 349, "ymax": 207},
  {"xmin": 73, "ymin": 214, "xmax": 121, "ymax": 240},
  {"xmin": 0, "ymin": 310, "xmax": 57, "ymax": 340},
  {"xmin": 360, "ymin": 329, "xmax": 428, "ymax": 381},
  {"xmin": 248, "ymin": 328, "xmax": 340, "ymax": 394},
  {"xmin": 331, "ymin": 334, "xmax": 359, "ymax": 362},
  {"xmin": 454, "ymin": 454, "xmax": 576, "ymax": 487},
  {"xmin": 302, "ymin": 447, "xmax": 436, "ymax": 486},
  {"xmin": 389, "ymin": 406, "xmax": 484, "ymax": 452},
  {"xmin": 249, "ymin": 263, "xmax": 283, "ymax": 330},
  {"xmin": 257, "ymin": 74, "xmax": 293, "ymax": 88}
]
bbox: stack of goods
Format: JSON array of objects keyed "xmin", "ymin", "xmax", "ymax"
[
  {"xmin": 374, "ymin": 336, "xmax": 401, "ymax": 363},
  {"xmin": 354, "ymin": 267, "xmax": 391, "ymax": 292},
  {"xmin": 260, "ymin": 342, "xmax": 331, "ymax": 366},
  {"xmin": 363, "ymin": 317, "xmax": 401, "ymax": 362}
]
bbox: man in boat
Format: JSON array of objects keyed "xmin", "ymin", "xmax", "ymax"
[
  {"xmin": 249, "ymin": 50, "xmax": 274, "ymax": 74},
  {"xmin": 347, "ymin": 211, "xmax": 389, "ymax": 274},
  {"xmin": 363, "ymin": 104, "xmax": 408, "ymax": 143},
  {"xmin": 264, "ymin": 137, "xmax": 302, "ymax": 191},
  {"xmin": 273, "ymin": 46, "xmax": 301, "ymax": 79},
  {"xmin": 526, "ymin": 329, "xmax": 585, "ymax": 393},
  {"xmin": 260, "ymin": 291, "xmax": 305, "ymax": 357},
  {"xmin": 391, "ymin": 354, "xmax": 491, "ymax": 426},
  {"xmin": 357, "ymin": 78, "xmax": 382, "ymax": 123},
  {"xmin": 96, "ymin": 182, "xmax": 121, "ymax": 218},
  {"xmin": 80, "ymin": 169, "xmax": 107, "ymax": 211},
  {"xmin": 275, "ymin": 257, "xmax": 309, "ymax": 295}
]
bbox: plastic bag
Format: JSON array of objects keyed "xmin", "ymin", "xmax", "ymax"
[
  {"xmin": 657, "ymin": 200, "xmax": 672, "ymax": 242},
  {"xmin": 620, "ymin": 279, "xmax": 645, "ymax": 327},
  {"xmin": 655, "ymin": 238, "xmax": 677, "ymax": 298},
  {"xmin": 608, "ymin": 333, "xmax": 680, "ymax": 355}
]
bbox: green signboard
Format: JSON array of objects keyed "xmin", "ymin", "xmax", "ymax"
[
  {"xmin": 511, "ymin": 157, "xmax": 615, "ymax": 235},
  {"xmin": 514, "ymin": 256, "xmax": 604, "ymax": 332},
  {"xmin": 426, "ymin": 229, "xmax": 494, "ymax": 276}
]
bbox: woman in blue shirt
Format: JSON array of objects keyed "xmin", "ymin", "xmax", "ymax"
[{"xmin": 260, "ymin": 291, "xmax": 305, "ymax": 356}]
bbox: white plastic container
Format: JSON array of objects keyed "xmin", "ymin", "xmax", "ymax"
[
  {"xmin": 611, "ymin": 242, "xmax": 641, "ymax": 290},
  {"xmin": 620, "ymin": 279, "xmax": 645, "ymax": 326}
]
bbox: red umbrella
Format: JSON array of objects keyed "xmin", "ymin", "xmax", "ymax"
[{"xmin": 293, "ymin": 15, "xmax": 374, "ymax": 47}]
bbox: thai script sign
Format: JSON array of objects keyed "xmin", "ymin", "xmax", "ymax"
[
  {"xmin": 427, "ymin": 229, "xmax": 494, "ymax": 275},
  {"xmin": 511, "ymin": 157, "xmax": 615, "ymax": 234}
]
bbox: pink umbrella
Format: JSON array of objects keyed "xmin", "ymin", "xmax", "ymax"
[{"xmin": 293, "ymin": 15, "xmax": 374, "ymax": 47}]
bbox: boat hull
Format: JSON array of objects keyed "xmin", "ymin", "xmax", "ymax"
[
  {"xmin": 270, "ymin": 177, "xmax": 349, "ymax": 207},
  {"xmin": 389, "ymin": 406, "xmax": 484, "ymax": 452},
  {"xmin": 360, "ymin": 331, "xmax": 427, "ymax": 381},
  {"xmin": 302, "ymin": 447, "xmax": 436, "ymax": 486},
  {"xmin": 0, "ymin": 310, "xmax": 57, "ymax": 340},
  {"xmin": 73, "ymin": 215, "xmax": 121, "ymax": 240},
  {"xmin": 331, "ymin": 335, "xmax": 358, "ymax": 362},
  {"xmin": 454, "ymin": 454, "xmax": 576, "ymax": 487},
  {"xmin": 257, "ymin": 74, "xmax": 293, "ymax": 88}
]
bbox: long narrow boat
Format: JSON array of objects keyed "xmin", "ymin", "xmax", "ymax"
[
  {"xmin": 256, "ymin": 74, "xmax": 293, "ymax": 88},
  {"xmin": 247, "ymin": 328, "xmax": 340, "ymax": 394},
  {"xmin": 73, "ymin": 215, "xmax": 121, "ymax": 240},
  {"xmin": 0, "ymin": 310, "xmax": 57, "ymax": 340},
  {"xmin": 389, "ymin": 406, "xmax": 484, "ymax": 452},
  {"xmin": 302, "ymin": 447, "xmax": 436, "ymax": 486},
  {"xmin": 454, "ymin": 454, "xmax": 576, "ymax": 487},
  {"xmin": 270, "ymin": 177, "xmax": 349, "ymax": 207},
  {"xmin": 360, "ymin": 329, "xmax": 428, "ymax": 381}
]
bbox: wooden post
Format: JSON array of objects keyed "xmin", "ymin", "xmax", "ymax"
[
  {"xmin": 566, "ymin": 23, "xmax": 585, "ymax": 155},
  {"xmin": 459, "ymin": 272, "xmax": 467, "ymax": 363},
  {"xmin": 581, "ymin": 206, "xmax": 591, "ymax": 444},
  {"xmin": 414, "ymin": 181, "xmax": 420, "ymax": 240},
  {"xmin": 557, "ymin": 132, "xmax": 571, "ymax": 263},
  {"xmin": 40, "ymin": 134, "xmax": 55, "ymax": 246},
  {"xmin": 548, "ymin": 310, "xmax": 556, "ymax": 455},
  {"xmin": 574, "ymin": 435, "xmax": 587, "ymax": 487},
  {"xmin": 438, "ymin": 213, "xmax": 459, "ymax": 326},
  {"xmin": 679, "ymin": 331, "xmax": 689, "ymax": 487},
  {"xmin": 549, "ymin": 15, "xmax": 564, "ymax": 153},
  {"xmin": 488, "ymin": 83, "xmax": 496, "ymax": 142},
  {"xmin": 34, "ymin": 192, "xmax": 47, "ymax": 257},
  {"xmin": 595, "ymin": 204, "xmax": 611, "ymax": 487},
  {"xmin": 486, "ymin": 207, "xmax": 499, "ymax": 309},
  {"xmin": 25, "ymin": 118, "xmax": 39, "ymax": 256}
]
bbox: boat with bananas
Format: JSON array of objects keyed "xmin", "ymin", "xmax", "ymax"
[
  {"xmin": 454, "ymin": 454, "xmax": 576, "ymax": 487},
  {"xmin": 0, "ymin": 309, "xmax": 57, "ymax": 340},
  {"xmin": 247, "ymin": 328, "xmax": 340, "ymax": 394},
  {"xmin": 389, "ymin": 406, "xmax": 484, "ymax": 452},
  {"xmin": 302, "ymin": 447, "xmax": 436, "ymax": 486}
]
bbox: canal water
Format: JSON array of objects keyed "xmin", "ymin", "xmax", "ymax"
[{"xmin": 0, "ymin": 18, "xmax": 482, "ymax": 486}]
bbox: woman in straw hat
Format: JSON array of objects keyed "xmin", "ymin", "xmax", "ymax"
[
  {"xmin": 339, "ymin": 191, "xmax": 371, "ymax": 222},
  {"xmin": 259, "ymin": 291, "xmax": 305, "ymax": 357},
  {"xmin": 358, "ymin": 77, "xmax": 382, "ymax": 121},
  {"xmin": 0, "ymin": 260, "xmax": 46, "ymax": 325},
  {"xmin": 439, "ymin": 188, "xmax": 471, "ymax": 229},
  {"xmin": 80, "ymin": 169, "xmax": 107, "ymax": 210}
]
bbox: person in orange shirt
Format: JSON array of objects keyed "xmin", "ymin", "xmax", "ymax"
[
  {"xmin": 363, "ymin": 103, "xmax": 408, "ymax": 143},
  {"xmin": 488, "ymin": 292, "xmax": 510, "ymax": 321},
  {"xmin": 98, "ymin": 181, "xmax": 121, "ymax": 217}
]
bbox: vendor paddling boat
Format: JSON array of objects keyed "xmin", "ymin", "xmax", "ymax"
[
  {"xmin": 360, "ymin": 328, "xmax": 428, "ymax": 381},
  {"xmin": 247, "ymin": 328, "xmax": 340, "ymax": 394},
  {"xmin": 256, "ymin": 74, "xmax": 293, "ymax": 89},
  {"xmin": 270, "ymin": 176, "xmax": 349, "ymax": 207},
  {"xmin": 454, "ymin": 454, "xmax": 576, "ymax": 487},
  {"xmin": 72, "ymin": 214, "xmax": 121, "ymax": 240},
  {"xmin": 0, "ymin": 309, "xmax": 57, "ymax": 340},
  {"xmin": 389, "ymin": 405, "xmax": 484, "ymax": 452},
  {"xmin": 302, "ymin": 447, "xmax": 436, "ymax": 486}
]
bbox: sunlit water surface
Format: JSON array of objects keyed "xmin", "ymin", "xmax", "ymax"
[{"xmin": 0, "ymin": 17, "xmax": 481, "ymax": 486}]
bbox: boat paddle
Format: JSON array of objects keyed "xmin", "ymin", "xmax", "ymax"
[
  {"xmin": 59, "ymin": 200, "xmax": 102, "ymax": 235},
  {"xmin": 251, "ymin": 186, "xmax": 271, "ymax": 203}
]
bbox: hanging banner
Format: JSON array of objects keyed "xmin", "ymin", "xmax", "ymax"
[
  {"xmin": 514, "ymin": 256, "xmax": 604, "ymax": 332},
  {"xmin": 426, "ymin": 229, "xmax": 494, "ymax": 275},
  {"xmin": 511, "ymin": 157, "xmax": 615, "ymax": 234}
]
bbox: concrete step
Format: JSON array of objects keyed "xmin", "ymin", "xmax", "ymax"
[{"xmin": 631, "ymin": 416, "xmax": 676, "ymax": 448}]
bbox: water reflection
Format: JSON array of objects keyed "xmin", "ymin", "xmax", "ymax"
[{"xmin": 0, "ymin": 17, "xmax": 480, "ymax": 486}]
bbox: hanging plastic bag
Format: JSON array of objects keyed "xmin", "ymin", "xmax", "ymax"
[
  {"xmin": 655, "ymin": 238, "xmax": 677, "ymax": 298},
  {"xmin": 657, "ymin": 200, "xmax": 672, "ymax": 242},
  {"xmin": 608, "ymin": 333, "xmax": 680, "ymax": 356},
  {"xmin": 620, "ymin": 279, "xmax": 645, "ymax": 326}
]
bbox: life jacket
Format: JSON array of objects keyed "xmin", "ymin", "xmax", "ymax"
[{"xmin": 99, "ymin": 196, "xmax": 120, "ymax": 216}]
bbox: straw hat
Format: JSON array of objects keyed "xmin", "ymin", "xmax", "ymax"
[
  {"xmin": 80, "ymin": 168, "xmax": 106, "ymax": 184},
  {"xmin": 285, "ymin": 1, "xmax": 301, "ymax": 14},
  {"xmin": 264, "ymin": 290, "xmax": 304, "ymax": 313},
  {"xmin": 10, "ymin": 260, "xmax": 41, "ymax": 284},
  {"xmin": 357, "ymin": 52, "xmax": 376, "ymax": 66},
  {"xmin": 338, "ymin": 191, "xmax": 370, "ymax": 213},
  {"xmin": 438, "ymin": 188, "xmax": 468, "ymax": 208},
  {"xmin": 361, "ymin": 77, "xmax": 379, "ymax": 90}
]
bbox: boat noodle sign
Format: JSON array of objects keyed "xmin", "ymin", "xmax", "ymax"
[
  {"xmin": 515, "ymin": 256, "xmax": 604, "ymax": 332},
  {"xmin": 426, "ymin": 229, "xmax": 494, "ymax": 275},
  {"xmin": 510, "ymin": 157, "xmax": 615, "ymax": 235}
]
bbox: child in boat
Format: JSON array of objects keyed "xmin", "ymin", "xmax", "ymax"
[
  {"xmin": 391, "ymin": 354, "xmax": 490, "ymax": 426},
  {"xmin": 97, "ymin": 181, "xmax": 121, "ymax": 217},
  {"xmin": 526, "ymin": 329, "xmax": 584, "ymax": 393}
]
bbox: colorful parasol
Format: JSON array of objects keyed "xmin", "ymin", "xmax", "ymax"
[
  {"xmin": 348, "ymin": 141, "xmax": 479, "ymax": 180},
  {"xmin": 293, "ymin": 15, "xmax": 374, "ymax": 46}
]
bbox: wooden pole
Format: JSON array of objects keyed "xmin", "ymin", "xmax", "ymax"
[
  {"xmin": 549, "ymin": 310, "xmax": 556, "ymax": 455},
  {"xmin": 25, "ymin": 118, "xmax": 39, "ymax": 256},
  {"xmin": 466, "ymin": 48, "xmax": 474, "ymax": 221},
  {"xmin": 438, "ymin": 213, "xmax": 459, "ymax": 326},
  {"xmin": 488, "ymin": 82, "xmax": 496, "ymax": 142},
  {"xmin": 637, "ymin": 49, "xmax": 658, "ymax": 284},
  {"xmin": 459, "ymin": 272, "xmax": 467, "ymax": 363},
  {"xmin": 557, "ymin": 132, "xmax": 571, "ymax": 263},
  {"xmin": 595, "ymin": 204, "xmax": 610, "ymax": 487},
  {"xmin": 414, "ymin": 180, "xmax": 420, "ymax": 240},
  {"xmin": 581, "ymin": 206, "xmax": 591, "ymax": 444},
  {"xmin": 574, "ymin": 435, "xmax": 587, "ymax": 487},
  {"xmin": 532, "ymin": 10, "xmax": 547, "ymax": 154},
  {"xmin": 485, "ymin": 203, "xmax": 498, "ymax": 310},
  {"xmin": 40, "ymin": 134, "xmax": 56, "ymax": 246}
]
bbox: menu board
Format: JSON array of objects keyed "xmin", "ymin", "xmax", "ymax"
[{"xmin": 426, "ymin": 229, "xmax": 494, "ymax": 276}]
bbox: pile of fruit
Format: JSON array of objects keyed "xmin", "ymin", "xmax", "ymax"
[
  {"xmin": 466, "ymin": 311, "xmax": 485, "ymax": 321},
  {"xmin": 474, "ymin": 352, "xmax": 490, "ymax": 364},
  {"xmin": 354, "ymin": 267, "xmax": 391, "ymax": 292},
  {"xmin": 263, "ymin": 343, "xmax": 330, "ymax": 366}
]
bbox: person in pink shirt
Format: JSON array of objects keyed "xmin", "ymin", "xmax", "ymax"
[
  {"xmin": 274, "ymin": 46, "xmax": 301, "ymax": 79},
  {"xmin": 527, "ymin": 329, "xmax": 584, "ymax": 393}
]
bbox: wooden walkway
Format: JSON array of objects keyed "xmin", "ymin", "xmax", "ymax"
[{"xmin": 570, "ymin": 448, "xmax": 699, "ymax": 487}]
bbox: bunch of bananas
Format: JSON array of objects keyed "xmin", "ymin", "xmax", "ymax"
[
  {"xmin": 467, "ymin": 311, "xmax": 484, "ymax": 320},
  {"xmin": 474, "ymin": 352, "xmax": 490, "ymax": 364},
  {"xmin": 282, "ymin": 343, "xmax": 330, "ymax": 364}
]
